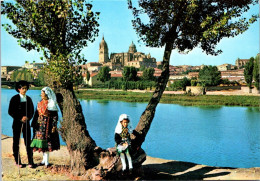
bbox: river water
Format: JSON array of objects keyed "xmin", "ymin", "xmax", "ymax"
[{"xmin": 1, "ymin": 88, "xmax": 260, "ymax": 168}]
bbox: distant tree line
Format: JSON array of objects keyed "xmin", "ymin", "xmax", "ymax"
[
  {"xmin": 94, "ymin": 66, "xmax": 157, "ymax": 90},
  {"xmin": 10, "ymin": 69, "xmax": 47, "ymax": 86},
  {"xmin": 244, "ymin": 55, "xmax": 260, "ymax": 92}
]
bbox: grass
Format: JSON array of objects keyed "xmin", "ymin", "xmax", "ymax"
[{"xmin": 75, "ymin": 89, "xmax": 260, "ymax": 107}]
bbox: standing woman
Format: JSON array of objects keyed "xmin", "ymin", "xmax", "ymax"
[{"xmin": 30, "ymin": 87, "xmax": 60, "ymax": 167}]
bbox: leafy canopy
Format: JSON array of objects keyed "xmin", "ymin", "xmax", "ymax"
[
  {"xmin": 199, "ymin": 65, "xmax": 221, "ymax": 86},
  {"xmin": 128, "ymin": 0, "xmax": 258, "ymax": 55},
  {"xmin": 253, "ymin": 54, "xmax": 260, "ymax": 89},
  {"xmin": 142, "ymin": 67, "xmax": 155, "ymax": 81},
  {"xmin": 123, "ymin": 66, "xmax": 138, "ymax": 81},
  {"xmin": 2, "ymin": 0, "xmax": 100, "ymax": 88},
  {"xmin": 244, "ymin": 57, "xmax": 254, "ymax": 87},
  {"xmin": 97, "ymin": 66, "xmax": 111, "ymax": 82}
]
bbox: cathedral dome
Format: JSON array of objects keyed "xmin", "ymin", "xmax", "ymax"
[{"xmin": 128, "ymin": 41, "xmax": 137, "ymax": 53}]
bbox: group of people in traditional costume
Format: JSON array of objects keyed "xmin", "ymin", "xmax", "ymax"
[
  {"xmin": 8, "ymin": 80, "xmax": 134, "ymax": 174},
  {"xmin": 8, "ymin": 81, "xmax": 60, "ymax": 168}
]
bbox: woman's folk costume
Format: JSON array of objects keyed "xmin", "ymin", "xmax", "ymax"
[
  {"xmin": 115, "ymin": 114, "xmax": 133, "ymax": 171},
  {"xmin": 30, "ymin": 87, "xmax": 60, "ymax": 166},
  {"xmin": 8, "ymin": 80, "xmax": 35, "ymax": 167}
]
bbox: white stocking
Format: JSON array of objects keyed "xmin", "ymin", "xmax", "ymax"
[
  {"xmin": 45, "ymin": 152, "xmax": 49, "ymax": 166},
  {"xmin": 41, "ymin": 153, "xmax": 46, "ymax": 164},
  {"xmin": 126, "ymin": 152, "xmax": 133, "ymax": 169},
  {"xmin": 120, "ymin": 153, "xmax": 127, "ymax": 171}
]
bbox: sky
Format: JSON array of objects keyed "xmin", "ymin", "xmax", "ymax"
[{"xmin": 1, "ymin": 0, "xmax": 259, "ymax": 67}]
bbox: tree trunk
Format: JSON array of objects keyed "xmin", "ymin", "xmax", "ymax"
[
  {"xmin": 55, "ymin": 87, "xmax": 99, "ymax": 176},
  {"xmin": 132, "ymin": 42, "xmax": 173, "ymax": 148},
  {"xmin": 53, "ymin": 42, "xmax": 173, "ymax": 176}
]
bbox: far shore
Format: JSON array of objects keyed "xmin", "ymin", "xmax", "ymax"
[
  {"xmin": 2, "ymin": 86, "xmax": 260, "ymax": 106},
  {"xmin": 1, "ymin": 134, "xmax": 260, "ymax": 180}
]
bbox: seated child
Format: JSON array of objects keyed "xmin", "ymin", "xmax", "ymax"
[{"xmin": 115, "ymin": 114, "xmax": 133, "ymax": 172}]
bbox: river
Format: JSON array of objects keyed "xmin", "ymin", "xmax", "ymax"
[{"xmin": 1, "ymin": 88, "xmax": 260, "ymax": 168}]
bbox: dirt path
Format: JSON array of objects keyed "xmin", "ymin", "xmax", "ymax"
[{"xmin": 1, "ymin": 135, "xmax": 260, "ymax": 180}]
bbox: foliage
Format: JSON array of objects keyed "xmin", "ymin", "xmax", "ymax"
[
  {"xmin": 244, "ymin": 57, "xmax": 254, "ymax": 88},
  {"xmin": 123, "ymin": 66, "xmax": 138, "ymax": 81},
  {"xmin": 128, "ymin": 0, "xmax": 258, "ymax": 55},
  {"xmin": 11, "ymin": 68, "xmax": 34, "ymax": 82},
  {"xmin": 97, "ymin": 66, "xmax": 111, "ymax": 82},
  {"xmin": 142, "ymin": 67, "xmax": 155, "ymax": 81},
  {"xmin": 199, "ymin": 65, "xmax": 221, "ymax": 86},
  {"xmin": 139, "ymin": 66, "xmax": 146, "ymax": 71},
  {"xmin": 76, "ymin": 90, "xmax": 260, "ymax": 107},
  {"xmin": 253, "ymin": 54, "xmax": 260, "ymax": 90},
  {"xmin": 86, "ymin": 70, "xmax": 91, "ymax": 81},
  {"xmin": 168, "ymin": 77, "xmax": 191, "ymax": 91},
  {"xmin": 183, "ymin": 69, "xmax": 200, "ymax": 75},
  {"xmin": 92, "ymin": 80, "xmax": 156, "ymax": 90},
  {"xmin": 34, "ymin": 70, "xmax": 47, "ymax": 86},
  {"xmin": 2, "ymin": 0, "xmax": 100, "ymax": 89},
  {"xmin": 220, "ymin": 79, "xmax": 240, "ymax": 86}
]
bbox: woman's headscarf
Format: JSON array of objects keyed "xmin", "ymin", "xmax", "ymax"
[
  {"xmin": 42, "ymin": 87, "xmax": 58, "ymax": 111},
  {"xmin": 115, "ymin": 114, "xmax": 133, "ymax": 134}
]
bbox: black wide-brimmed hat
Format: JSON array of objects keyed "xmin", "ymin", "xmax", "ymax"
[{"xmin": 15, "ymin": 80, "xmax": 30, "ymax": 93}]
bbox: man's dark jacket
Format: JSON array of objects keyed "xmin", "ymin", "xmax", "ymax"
[{"xmin": 8, "ymin": 94, "xmax": 34, "ymax": 125}]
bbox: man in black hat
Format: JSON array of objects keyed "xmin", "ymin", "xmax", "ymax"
[{"xmin": 8, "ymin": 80, "xmax": 35, "ymax": 168}]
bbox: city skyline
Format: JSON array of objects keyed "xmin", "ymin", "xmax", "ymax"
[{"xmin": 1, "ymin": 0, "xmax": 259, "ymax": 67}]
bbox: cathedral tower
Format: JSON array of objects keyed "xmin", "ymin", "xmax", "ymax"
[{"xmin": 99, "ymin": 36, "xmax": 109, "ymax": 63}]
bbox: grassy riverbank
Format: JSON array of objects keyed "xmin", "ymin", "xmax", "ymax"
[{"xmin": 76, "ymin": 89, "xmax": 260, "ymax": 107}]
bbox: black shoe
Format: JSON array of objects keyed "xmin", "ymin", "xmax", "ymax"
[
  {"xmin": 129, "ymin": 168, "xmax": 133, "ymax": 175},
  {"xmin": 28, "ymin": 164, "xmax": 36, "ymax": 169},
  {"xmin": 37, "ymin": 162, "xmax": 45, "ymax": 166}
]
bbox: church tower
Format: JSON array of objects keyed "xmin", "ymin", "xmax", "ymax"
[{"xmin": 99, "ymin": 36, "xmax": 109, "ymax": 63}]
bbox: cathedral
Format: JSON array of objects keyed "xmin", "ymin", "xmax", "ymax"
[{"xmin": 98, "ymin": 36, "xmax": 157, "ymax": 70}]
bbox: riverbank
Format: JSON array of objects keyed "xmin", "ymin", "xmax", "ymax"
[
  {"xmin": 2, "ymin": 86, "xmax": 259, "ymax": 106},
  {"xmin": 1, "ymin": 134, "xmax": 260, "ymax": 180},
  {"xmin": 76, "ymin": 89, "xmax": 260, "ymax": 107}
]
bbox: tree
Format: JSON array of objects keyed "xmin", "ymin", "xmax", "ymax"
[
  {"xmin": 142, "ymin": 67, "xmax": 155, "ymax": 80},
  {"xmin": 253, "ymin": 54, "xmax": 260, "ymax": 91},
  {"xmin": 97, "ymin": 66, "xmax": 111, "ymax": 82},
  {"xmin": 128, "ymin": 0, "xmax": 258, "ymax": 151},
  {"xmin": 169, "ymin": 77, "xmax": 191, "ymax": 91},
  {"xmin": 11, "ymin": 69, "xmax": 34, "ymax": 82},
  {"xmin": 2, "ymin": 0, "xmax": 259, "ymax": 179},
  {"xmin": 34, "ymin": 70, "xmax": 47, "ymax": 86},
  {"xmin": 199, "ymin": 65, "xmax": 221, "ymax": 86},
  {"xmin": 2, "ymin": 0, "xmax": 100, "ymax": 176},
  {"xmin": 244, "ymin": 57, "xmax": 254, "ymax": 92},
  {"xmin": 123, "ymin": 66, "xmax": 137, "ymax": 81},
  {"xmin": 86, "ymin": 70, "xmax": 91, "ymax": 82}
]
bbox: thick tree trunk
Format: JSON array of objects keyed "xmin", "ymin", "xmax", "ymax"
[
  {"xmin": 55, "ymin": 87, "xmax": 99, "ymax": 176},
  {"xmin": 53, "ymin": 42, "xmax": 173, "ymax": 177},
  {"xmin": 133, "ymin": 42, "xmax": 173, "ymax": 148}
]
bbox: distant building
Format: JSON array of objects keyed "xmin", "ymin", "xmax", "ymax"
[
  {"xmin": 83, "ymin": 72, "xmax": 101, "ymax": 87},
  {"xmin": 86, "ymin": 62, "xmax": 102, "ymax": 73},
  {"xmin": 22, "ymin": 62, "xmax": 45, "ymax": 70},
  {"xmin": 221, "ymin": 69, "xmax": 245, "ymax": 83},
  {"xmin": 235, "ymin": 58, "xmax": 249, "ymax": 68},
  {"xmin": 217, "ymin": 64, "xmax": 233, "ymax": 71},
  {"xmin": 1, "ymin": 66, "xmax": 22, "ymax": 75},
  {"xmin": 188, "ymin": 72, "xmax": 199, "ymax": 79},
  {"xmin": 98, "ymin": 36, "xmax": 157, "ymax": 70}
]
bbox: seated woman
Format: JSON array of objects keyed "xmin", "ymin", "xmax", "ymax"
[
  {"xmin": 115, "ymin": 114, "xmax": 133, "ymax": 173},
  {"xmin": 30, "ymin": 87, "xmax": 60, "ymax": 167}
]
